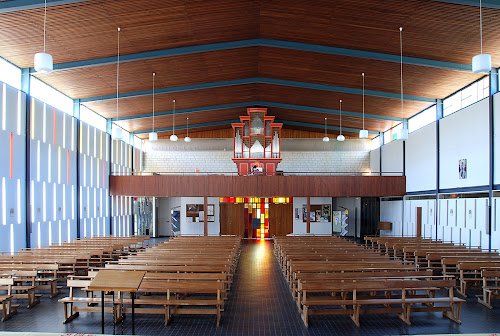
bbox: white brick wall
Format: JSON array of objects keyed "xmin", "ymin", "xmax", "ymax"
[{"xmin": 143, "ymin": 139, "xmax": 371, "ymax": 173}]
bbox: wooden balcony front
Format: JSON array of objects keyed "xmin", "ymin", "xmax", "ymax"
[{"xmin": 109, "ymin": 173, "xmax": 406, "ymax": 197}]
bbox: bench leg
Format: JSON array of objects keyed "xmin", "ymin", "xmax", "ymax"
[
  {"xmin": 457, "ymin": 281, "xmax": 467, "ymax": 298},
  {"xmin": 443, "ymin": 302, "xmax": 462, "ymax": 324},
  {"xmin": 350, "ymin": 305, "xmax": 360, "ymax": 327},
  {"xmin": 164, "ymin": 305, "xmax": 171, "ymax": 326},
  {"xmin": 398, "ymin": 304, "xmax": 411, "ymax": 325},
  {"xmin": 216, "ymin": 305, "xmax": 220, "ymax": 327},
  {"xmin": 477, "ymin": 290, "xmax": 493, "ymax": 309},
  {"xmin": 62, "ymin": 302, "xmax": 79, "ymax": 324},
  {"xmin": 26, "ymin": 289, "xmax": 40, "ymax": 309},
  {"xmin": 301, "ymin": 305, "xmax": 309, "ymax": 327},
  {"xmin": 1, "ymin": 298, "xmax": 17, "ymax": 322}
]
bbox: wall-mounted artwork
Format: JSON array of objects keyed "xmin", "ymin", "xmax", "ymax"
[
  {"xmin": 295, "ymin": 208, "xmax": 300, "ymax": 219},
  {"xmin": 207, "ymin": 215, "xmax": 215, "ymax": 222},
  {"xmin": 459, "ymin": 159, "xmax": 467, "ymax": 179},
  {"xmin": 303, "ymin": 204, "xmax": 331, "ymax": 222},
  {"xmin": 207, "ymin": 205, "xmax": 214, "ymax": 216}
]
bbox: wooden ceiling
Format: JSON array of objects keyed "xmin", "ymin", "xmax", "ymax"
[{"xmin": 0, "ymin": 0, "xmax": 495, "ymax": 139}]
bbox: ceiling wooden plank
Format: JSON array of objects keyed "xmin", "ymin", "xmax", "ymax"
[{"xmin": 0, "ymin": 0, "xmax": 92, "ymax": 13}]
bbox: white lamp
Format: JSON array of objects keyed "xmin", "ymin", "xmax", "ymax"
[
  {"xmin": 322, "ymin": 117, "xmax": 329, "ymax": 142},
  {"xmin": 472, "ymin": 0, "xmax": 491, "ymax": 74},
  {"xmin": 184, "ymin": 117, "xmax": 191, "ymax": 142},
  {"xmin": 34, "ymin": 0, "xmax": 53, "ymax": 73},
  {"xmin": 170, "ymin": 99, "xmax": 178, "ymax": 141},
  {"xmin": 34, "ymin": 53, "xmax": 53, "ymax": 73},
  {"xmin": 113, "ymin": 27, "xmax": 123, "ymax": 141},
  {"xmin": 398, "ymin": 27, "xmax": 408, "ymax": 141},
  {"xmin": 359, "ymin": 73, "xmax": 368, "ymax": 139},
  {"xmin": 337, "ymin": 99, "xmax": 345, "ymax": 142},
  {"xmin": 149, "ymin": 132, "xmax": 158, "ymax": 142},
  {"xmin": 472, "ymin": 54, "xmax": 491, "ymax": 74},
  {"xmin": 149, "ymin": 72, "xmax": 158, "ymax": 142}
]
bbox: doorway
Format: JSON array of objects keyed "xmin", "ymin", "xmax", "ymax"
[{"xmin": 219, "ymin": 197, "xmax": 293, "ymax": 238}]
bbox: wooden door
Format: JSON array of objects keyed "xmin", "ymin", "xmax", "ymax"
[
  {"xmin": 269, "ymin": 203, "xmax": 293, "ymax": 237},
  {"xmin": 220, "ymin": 203, "xmax": 244, "ymax": 236},
  {"xmin": 416, "ymin": 207, "xmax": 422, "ymax": 238}
]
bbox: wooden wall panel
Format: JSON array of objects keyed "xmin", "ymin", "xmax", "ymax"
[
  {"xmin": 110, "ymin": 175, "xmax": 406, "ymax": 197},
  {"xmin": 269, "ymin": 203, "xmax": 293, "ymax": 237},
  {"xmin": 220, "ymin": 203, "xmax": 244, "ymax": 236}
]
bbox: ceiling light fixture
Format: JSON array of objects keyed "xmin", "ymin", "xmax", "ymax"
[
  {"xmin": 112, "ymin": 27, "xmax": 123, "ymax": 141},
  {"xmin": 149, "ymin": 72, "xmax": 158, "ymax": 142},
  {"xmin": 397, "ymin": 27, "xmax": 408, "ymax": 141},
  {"xmin": 34, "ymin": 0, "xmax": 53, "ymax": 73},
  {"xmin": 184, "ymin": 117, "xmax": 191, "ymax": 142},
  {"xmin": 472, "ymin": 0, "xmax": 491, "ymax": 74},
  {"xmin": 337, "ymin": 99, "xmax": 345, "ymax": 141},
  {"xmin": 170, "ymin": 99, "xmax": 178, "ymax": 141},
  {"xmin": 359, "ymin": 73, "xmax": 368, "ymax": 139},
  {"xmin": 323, "ymin": 117, "xmax": 330, "ymax": 142}
]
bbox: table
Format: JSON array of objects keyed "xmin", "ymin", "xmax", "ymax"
[{"xmin": 88, "ymin": 270, "xmax": 145, "ymax": 335}]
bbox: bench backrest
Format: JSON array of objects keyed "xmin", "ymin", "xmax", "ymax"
[{"xmin": 300, "ymin": 278, "xmax": 456, "ymax": 292}]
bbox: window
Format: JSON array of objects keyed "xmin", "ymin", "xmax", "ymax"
[
  {"xmin": 383, "ymin": 123, "xmax": 402, "ymax": 144},
  {"xmin": 0, "ymin": 57, "xmax": 21, "ymax": 90},
  {"xmin": 80, "ymin": 105, "xmax": 107, "ymax": 132},
  {"xmin": 371, "ymin": 136, "xmax": 381, "ymax": 150},
  {"xmin": 134, "ymin": 136, "xmax": 142, "ymax": 149},
  {"xmin": 443, "ymin": 76, "xmax": 489, "ymax": 117},
  {"xmin": 30, "ymin": 77, "xmax": 73, "ymax": 115},
  {"xmin": 408, "ymin": 105, "xmax": 436, "ymax": 133}
]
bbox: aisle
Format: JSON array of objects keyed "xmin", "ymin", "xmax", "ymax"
[{"xmin": 219, "ymin": 240, "xmax": 305, "ymax": 335}]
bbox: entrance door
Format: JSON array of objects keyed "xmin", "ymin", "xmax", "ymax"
[
  {"xmin": 220, "ymin": 203, "xmax": 244, "ymax": 236},
  {"xmin": 269, "ymin": 203, "xmax": 293, "ymax": 236}
]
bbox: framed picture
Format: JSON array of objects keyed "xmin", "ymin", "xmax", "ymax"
[
  {"xmin": 186, "ymin": 204, "xmax": 199, "ymax": 212},
  {"xmin": 302, "ymin": 205, "xmax": 307, "ymax": 222},
  {"xmin": 310, "ymin": 211, "xmax": 316, "ymax": 222},
  {"xmin": 322, "ymin": 204, "xmax": 331, "ymax": 221},
  {"xmin": 316, "ymin": 210, "xmax": 322, "ymax": 222},
  {"xmin": 295, "ymin": 208, "xmax": 300, "ymax": 219},
  {"xmin": 459, "ymin": 159, "xmax": 467, "ymax": 179},
  {"xmin": 207, "ymin": 204, "xmax": 214, "ymax": 216},
  {"xmin": 207, "ymin": 215, "xmax": 215, "ymax": 222}
]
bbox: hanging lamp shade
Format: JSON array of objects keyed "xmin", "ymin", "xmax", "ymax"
[
  {"xmin": 112, "ymin": 126, "xmax": 123, "ymax": 140},
  {"xmin": 472, "ymin": 54, "xmax": 491, "ymax": 74},
  {"xmin": 170, "ymin": 134, "xmax": 178, "ymax": 141},
  {"xmin": 149, "ymin": 132, "xmax": 158, "ymax": 142},
  {"xmin": 322, "ymin": 136, "xmax": 330, "ymax": 142},
  {"xmin": 359, "ymin": 73, "xmax": 368, "ymax": 139},
  {"xmin": 397, "ymin": 128, "xmax": 408, "ymax": 141},
  {"xmin": 170, "ymin": 99, "xmax": 178, "ymax": 141},
  {"xmin": 337, "ymin": 99, "xmax": 345, "ymax": 142},
  {"xmin": 184, "ymin": 117, "xmax": 191, "ymax": 142},
  {"xmin": 149, "ymin": 72, "xmax": 158, "ymax": 142},
  {"xmin": 34, "ymin": 52, "xmax": 53, "ymax": 73}
]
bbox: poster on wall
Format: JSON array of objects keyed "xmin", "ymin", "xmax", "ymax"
[
  {"xmin": 310, "ymin": 211, "xmax": 316, "ymax": 222},
  {"xmin": 459, "ymin": 159, "xmax": 467, "ymax": 179},
  {"xmin": 295, "ymin": 208, "xmax": 300, "ymax": 219},
  {"xmin": 302, "ymin": 205, "xmax": 307, "ymax": 221},
  {"xmin": 322, "ymin": 205, "xmax": 331, "ymax": 222},
  {"xmin": 207, "ymin": 205, "xmax": 214, "ymax": 216},
  {"xmin": 207, "ymin": 215, "xmax": 215, "ymax": 222}
]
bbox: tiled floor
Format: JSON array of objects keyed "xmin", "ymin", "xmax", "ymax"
[{"xmin": 0, "ymin": 240, "xmax": 499, "ymax": 335}]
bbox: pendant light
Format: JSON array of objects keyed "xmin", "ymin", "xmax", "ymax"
[
  {"xmin": 184, "ymin": 117, "xmax": 191, "ymax": 142},
  {"xmin": 337, "ymin": 99, "xmax": 345, "ymax": 142},
  {"xmin": 170, "ymin": 99, "xmax": 178, "ymax": 141},
  {"xmin": 472, "ymin": 0, "xmax": 491, "ymax": 74},
  {"xmin": 112, "ymin": 27, "xmax": 123, "ymax": 141},
  {"xmin": 322, "ymin": 117, "xmax": 330, "ymax": 142},
  {"xmin": 397, "ymin": 27, "xmax": 408, "ymax": 141},
  {"xmin": 149, "ymin": 72, "xmax": 158, "ymax": 142},
  {"xmin": 359, "ymin": 73, "xmax": 368, "ymax": 139},
  {"xmin": 34, "ymin": 0, "xmax": 53, "ymax": 73}
]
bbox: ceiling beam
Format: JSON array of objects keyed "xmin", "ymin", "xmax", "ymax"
[
  {"xmin": 431, "ymin": 0, "xmax": 500, "ymax": 9},
  {"xmin": 110, "ymin": 101, "xmax": 404, "ymax": 123},
  {"xmin": 31, "ymin": 39, "xmax": 471, "ymax": 73},
  {"xmin": 131, "ymin": 119, "xmax": 378, "ymax": 135},
  {"xmin": 131, "ymin": 120, "xmax": 239, "ymax": 135},
  {"xmin": 0, "ymin": 0, "xmax": 92, "ymax": 13},
  {"xmin": 82, "ymin": 77, "xmax": 434, "ymax": 103}
]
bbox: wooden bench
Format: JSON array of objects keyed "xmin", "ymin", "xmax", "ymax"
[
  {"xmin": 0, "ymin": 278, "xmax": 18, "ymax": 321},
  {"xmin": 298, "ymin": 277, "xmax": 464, "ymax": 327},
  {"xmin": 0, "ymin": 274, "xmax": 40, "ymax": 308},
  {"xmin": 457, "ymin": 261, "xmax": 500, "ymax": 297},
  {"xmin": 477, "ymin": 268, "xmax": 500, "ymax": 309}
]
